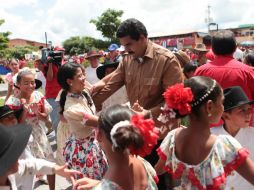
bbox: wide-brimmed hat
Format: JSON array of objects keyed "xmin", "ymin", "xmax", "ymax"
[
  {"xmin": 96, "ymin": 61, "xmax": 119, "ymax": 79},
  {"xmin": 0, "ymin": 105, "xmax": 22, "ymax": 120},
  {"xmin": 193, "ymin": 43, "xmax": 208, "ymax": 52},
  {"xmin": 85, "ymin": 50, "xmax": 101, "ymax": 59},
  {"xmin": 174, "ymin": 50, "xmax": 191, "ymax": 67},
  {"xmin": 224, "ymin": 86, "xmax": 254, "ymax": 112},
  {"xmin": 0, "ymin": 123, "xmax": 32, "ymax": 175}
]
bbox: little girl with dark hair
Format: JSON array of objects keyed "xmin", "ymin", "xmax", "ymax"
[
  {"xmin": 73, "ymin": 104, "xmax": 159, "ymax": 190},
  {"xmin": 156, "ymin": 76, "xmax": 254, "ymax": 189},
  {"xmin": 57, "ymin": 62, "xmax": 107, "ymax": 180}
]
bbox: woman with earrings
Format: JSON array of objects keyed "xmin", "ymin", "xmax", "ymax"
[
  {"xmin": 155, "ymin": 76, "xmax": 254, "ymax": 189},
  {"xmin": 57, "ymin": 62, "xmax": 107, "ymax": 180}
]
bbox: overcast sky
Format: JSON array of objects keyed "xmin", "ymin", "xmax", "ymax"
[{"xmin": 0, "ymin": 0, "xmax": 253, "ymax": 45}]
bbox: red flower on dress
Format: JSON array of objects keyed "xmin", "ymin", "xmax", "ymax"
[
  {"xmin": 163, "ymin": 83, "xmax": 193, "ymax": 115},
  {"xmin": 74, "ymin": 147, "xmax": 79, "ymax": 154},
  {"xmin": 129, "ymin": 114, "xmax": 159, "ymax": 157},
  {"xmin": 80, "ymin": 162, "xmax": 84, "ymax": 168},
  {"xmin": 86, "ymin": 158, "xmax": 93, "ymax": 168}
]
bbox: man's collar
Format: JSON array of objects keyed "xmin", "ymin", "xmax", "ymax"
[
  {"xmin": 134, "ymin": 40, "xmax": 153, "ymax": 64},
  {"xmin": 143, "ymin": 40, "xmax": 153, "ymax": 59}
]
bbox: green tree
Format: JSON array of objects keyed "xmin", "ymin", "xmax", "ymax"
[
  {"xmin": 0, "ymin": 19, "xmax": 11, "ymax": 58},
  {"xmin": 3, "ymin": 45, "xmax": 38, "ymax": 60},
  {"xmin": 63, "ymin": 36, "xmax": 111, "ymax": 55},
  {"xmin": 90, "ymin": 9, "xmax": 123, "ymax": 42},
  {"xmin": 63, "ymin": 36, "xmax": 86, "ymax": 55}
]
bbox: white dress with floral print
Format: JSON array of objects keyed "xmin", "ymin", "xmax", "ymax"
[{"xmin": 6, "ymin": 91, "xmax": 55, "ymax": 161}]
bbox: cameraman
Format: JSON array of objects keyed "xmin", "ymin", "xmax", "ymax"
[{"xmin": 43, "ymin": 46, "xmax": 63, "ymax": 136}]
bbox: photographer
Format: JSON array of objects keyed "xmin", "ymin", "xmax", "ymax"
[{"xmin": 42, "ymin": 46, "xmax": 63, "ymax": 136}]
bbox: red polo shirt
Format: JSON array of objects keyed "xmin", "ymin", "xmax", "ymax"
[
  {"xmin": 206, "ymin": 49, "xmax": 215, "ymax": 61},
  {"xmin": 195, "ymin": 55, "xmax": 254, "ymax": 100}
]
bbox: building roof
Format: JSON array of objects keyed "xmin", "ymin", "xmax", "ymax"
[
  {"xmin": 9, "ymin": 38, "xmax": 45, "ymax": 44},
  {"xmin": 238, "ymin": 24, "xmax": 254, "ymax": 29},
  {"xmin": 149, "ymin": 29, "xmax": 207, "ymax": 38}
]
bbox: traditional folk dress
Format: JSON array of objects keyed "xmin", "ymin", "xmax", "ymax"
[
  {"xmin": 63, "ymin": 91, "xmax": 107, "ymax": 180},
  {"xmin": 157, "ymin": 128, "xmax": 249, "ymax": 190}
]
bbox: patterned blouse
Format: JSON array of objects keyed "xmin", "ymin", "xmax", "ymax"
[{"xmin": 157, "ymin": 128, "xmax": 249, "ymax": 190}]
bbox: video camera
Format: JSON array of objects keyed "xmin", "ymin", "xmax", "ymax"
[{"xmin": 41, "ymin": 47, "xmax": 63, "ymax": 67}]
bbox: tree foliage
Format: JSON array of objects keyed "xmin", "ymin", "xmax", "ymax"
[
  {"xmin": 3, "ymin": 45, "xmax": 38, "ymax": 60},
  {"xmin": 0, "ymin": 19, "xmax": 11, "ymax": 57},
  {"xmin": 90, "ymin": 9, "xmax": 123, "ymax": 42},
  {"xmin": 63, "ymin": 36, "xmax": 111, "ymax": 55}
]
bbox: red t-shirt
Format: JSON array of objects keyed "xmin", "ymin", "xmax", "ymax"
[
  {"xmin": 205, "ymin": 49, "xmax": 215, "ymax": 61},
  {"xmin": 195, "ymin": 55, "xmax": 254, "ymax": 100},
  {"xmin": 44, "ymin": 64, "xmax": 61, "ymax": 98}
]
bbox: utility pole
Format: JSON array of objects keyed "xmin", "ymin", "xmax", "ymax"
[{"xmin": 205, "ymin": 5, "xmax": 213, "ymax": 33}]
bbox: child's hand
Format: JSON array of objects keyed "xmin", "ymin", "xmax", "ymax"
[
  {"xmin": 132, "ymin": 100, "xmax": 144, "ymax": 112},
  {"xmin": 37, "ymin": 112, "xmax": 48, "ymax": 121},
  {"xmin": 54, "ymin": 164, "xmax": 82, "ymax": 182},
  {"xmin": 29, "ymin": 103, "xmax": 40, "ymax": 115},
  {"xmin": 20, "ymin": 99, "xmax": 29, "ymax": 113},
  {"xmin": 72, "ymin": 176, "xmax": 100, "ymax": 190},
  {"xmin": 131, "ymin": 100, "xmax": 152, "ymax": 118}
]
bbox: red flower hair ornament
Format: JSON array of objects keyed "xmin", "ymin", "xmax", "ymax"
[
  {"xmin": 110, "ymin": 114, "xmax": 159, "ymax": 157},
  {"xmin": 158, "ymin": 83, "xmax": 193, "ymax": 122}
]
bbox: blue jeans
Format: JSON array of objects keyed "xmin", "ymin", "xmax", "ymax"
[{"xmin": 47, "ymin": 98, "xmax": 60, "ymax": 135}]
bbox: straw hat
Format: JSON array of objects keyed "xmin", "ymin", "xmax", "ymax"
[
  {"xmin": 194, "ymin": 44, "xmax": 208, "ymax": 52},
  {"xmin": 174, "ymin": 50, "xmax": 191, "ymax": 67},
  {"xmin": 85, "ymin": 50, "xmax": 101, "ymax": 59}
]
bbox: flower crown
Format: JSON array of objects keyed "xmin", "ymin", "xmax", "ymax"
[{"xmin": 110, "ymin": 114, "xmax": 159, "ymax": 157}]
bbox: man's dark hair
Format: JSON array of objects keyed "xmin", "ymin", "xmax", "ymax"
[
  {"xmin": 202, "ymin": 35, "xmax": 212, "ymax": 46},
  {"xmin": 116, "ymin": 18, "xmax": 148, "ymax": 41},
  {"xmin": 244, "ymin": 53, "xmax": 254, "ymax": 66},
  {"xmin": 212, "ymin": 30, "xmax": 237, "ymax": 55}
]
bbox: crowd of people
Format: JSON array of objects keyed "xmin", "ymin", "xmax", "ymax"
[{"xmin": 1, "ymin": 17, "xmax": 254, "ymax": 190}]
